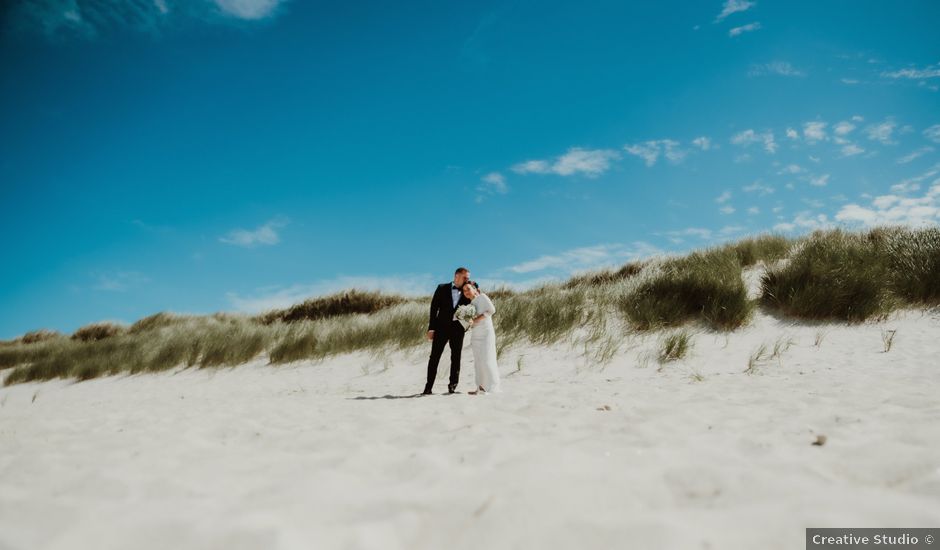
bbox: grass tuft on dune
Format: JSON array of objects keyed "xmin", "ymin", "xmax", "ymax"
[{"xmin": 760, "ymin": 227, "xmax": 940, "ymax": 321}]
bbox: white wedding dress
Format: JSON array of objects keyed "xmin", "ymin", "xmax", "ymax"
[{"xmin": 470, "ymin": 293, "xmax": 502, "ymax": 393}]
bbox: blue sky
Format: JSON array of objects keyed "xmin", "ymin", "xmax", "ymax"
[{"xmin": 1, "ymin": 0, "xmax": 939, "ymax": 338}]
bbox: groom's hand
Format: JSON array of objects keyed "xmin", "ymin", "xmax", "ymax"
[{"xmin": 426, "ymin": 330, "xmax": 435, "ymax": 341}]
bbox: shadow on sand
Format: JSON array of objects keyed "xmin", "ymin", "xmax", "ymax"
[{"xmin": 347, "ymin": 391, "xmax": 462, "ymax": 400}]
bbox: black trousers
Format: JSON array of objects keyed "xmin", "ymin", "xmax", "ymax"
[{"xmin": 425, "ymin": 321, "xmax": 466, "ymax": 392}]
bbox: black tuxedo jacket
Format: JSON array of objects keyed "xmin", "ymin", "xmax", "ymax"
[{"xmin": 428, "ymin": 282, "xmax": 471, "ymax": 333}]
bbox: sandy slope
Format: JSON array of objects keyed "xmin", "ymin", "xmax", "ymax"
[{"xmin": 1, "ymin": 305, "xmax": 939, "ymax": 550}]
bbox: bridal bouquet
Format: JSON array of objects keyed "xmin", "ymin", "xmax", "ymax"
[{"xmin": 454, "ymin": 304, "xmax": 477, "ymax": 331}]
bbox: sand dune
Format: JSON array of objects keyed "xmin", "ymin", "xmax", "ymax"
[{"xmin": 2, "ymin": 304, "xmax": 939, "ymax": 550}]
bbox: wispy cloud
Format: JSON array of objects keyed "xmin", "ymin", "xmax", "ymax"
[
  {"xmin": 809, "ymin": 174, "xmax": 830, "ymax": 187},
  {"xmin": 227, "ymin": 274, "xmax": 435, "ymax": 313},
  {"xmin": 924, "ymin": 125, "xmax": 940, "ymax": 143},
  {"xmin": 881, "ymin": 62, "xmax": 940, "ymax": 80},
  {"xmin": 748, "ymin": 61, "xmax": 805, "ymax": 77},
  {"xmin": 887, "ymin": 164, "xmax": 940, "ymax": 194},
  {"xmin": 220, "ymin": 217, "xmax": 288, "ymax": 247},
  {"xmin": 476, "ymin": 172, "xmax": 508, "ymax": 201},
  {"xmin": 623, "ymin": 140, "xmax": 687, "ymax": 166},
  {"xmin": 715, "ymin": 190, "xmax": 732, "ymax": 204},
  {"xmin": 512, "ymin": 147, "xmax": 620, "ymax": 177},
  {"xmin": 730, "ymin": 129, "xmax": 776, "ymax": 153},
  {"xmin": 773, "ymin": 212, "xmax": 832, "ymax": 233},
  {"xmin": 691, "ymin": 136, "xmax": 713, "ymax": 150},
  {"xmin": 833, "ymin": 120, "xmax": 856, "ymax": 136},
  {"xmin": 840, "ymin": 143, "xmax": 865, "ymax": 157},
  {"xmin": 8, "ymin": 0, "xmax": 287, "ymax": 38},
  {"xmin": 715, "ymin": 0, "xmax": 755, "ymax": 22},
  {"xmin": 866, "ymin": 118, "xmax": 898, "ymax": 144},
  {"xmin": 661, "ymin": 227, "xmax": 714, "ymax": 243},
  {"xmin": 803, "ymin": 121, "xmax": 827, "ymax": 143},
  {"xmin": 92, "ymin": 271, "xmax": 150, "ymax": 292},
  {"xmin": 897, "ymin": 147, "xmax": 934, "ymax": 164},
  {"xmin": 505, "ymin": 242, "xmax": 660, "ymax": 275},
  {"xmin": 214, "ymin": 0, "xmax": 284, "ymax": 20},
  {"xmin": 728, "ymin": 22, "xmax": 761, "ymax": 37},
  {"xmin": 836, "ymin": 180, "xmax": 940, "ymax": 228},
  {"xmin": 742, "ymin": 180, "xmax": 774, "ymax": 195}
]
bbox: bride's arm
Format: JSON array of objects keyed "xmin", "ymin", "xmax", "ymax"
[{"xmin": 472, "ymin": 295, "xmax": 495, "ymax": 323}]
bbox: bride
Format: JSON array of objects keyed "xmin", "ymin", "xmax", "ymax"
[{"xmin": 461, "ymin": 282, "xmax": 502, "ymax": 394}]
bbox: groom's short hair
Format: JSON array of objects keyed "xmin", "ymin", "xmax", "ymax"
[{"xmin": 455, "ymin": 267, "xmax": 469, "ymax": 275}]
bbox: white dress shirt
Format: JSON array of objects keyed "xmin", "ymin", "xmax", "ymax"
[{"xmin": 451, "ymin": 284, "xmax": 461, "ymax": 308}]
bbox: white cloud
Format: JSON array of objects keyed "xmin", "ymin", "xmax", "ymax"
[
  {"xmin": 866, "ymin": 118, "xmax": 898, "ymax": 144},
  {"xmin": 891, "ymin": 181, "xmax": 920, "ymax": 194},
  {"xmin": 881, "ymin": 63, "xmax": 940, "ymax": 80},
  {"xmin": 715, "ymin": 0, "xmax": 755, "ymax": 21},
  {"xmin": 773, "ymin": 212, "xmax": 832, "ymax": 232},
  {"xmin": 887, "ymin": 163, "xmax": 940, "ymax": 195},
  {"xmin": 833, "ymin": 121, "xmax": 856, "ymax": 135},
  {"xmin": 506, "ymin": 242, "xmax": 661, "ymax": 275},
  {"xmin": 803, "ymin": 121, "xmax": 827, "ymax": 142},
  {"xmin": 840, "ymin": 143, "xmax": 865, "ymax": 157},
  {"xmin": 785, "ymin": 127, "xmax": 799, "ymax": 140},
  {"xmin": 747, "ymin": 206, "xmax": 760, "ymax": 215},
  {"xmin": 897, "ymin": 147, "xmax": 934, "ymax": 164},
  {"xmin": 214, "ymin": 0, "xmax": 283, "ymax": 20},
  {"xmin": 841, "ymin": 78, "xmax": 860, "ymax": 85},
  {"xmin": 220, "ymin": 217, "xmax": 288, "ymax": 247},
  {"xmin": 624, "ymin": 140, "xmax": 686, "ymax": 166},
  {"xmin": 748, "ymin": 61, "xmax": 805, "ymax": 77},
  {"xmin": 835, "ymin": 181, "xmax": 940, "ymax": 228},
  {"xmin": 661, "ymin": 227, "xmax": 713, "ymax": 243},
  {"xmin": 777, "ymin": 164, "xmax": 803, "ymax": 175},
  {"xmin": 227, "ymin": 274, "xmax": 435, "ymax": 313},
  {"xmin": 479, "ymin": 172, "xmax": 508, "ymax": 193},
  {"xmin": 691, "ymin": 136, "xmax": 712, "ymax": 150},
  {"xmin": 513, "ymin": 148, "xmax": 620, "ymax": 177},
  {"xmin": 720, "ymin": 205, "xmax": 736, "ymax": 215},
  {"xmin": 809, "ymin": 174, "xmax": 830, "ymax": 187},
  {"xmin": 715, "ymin": 190, "xmax": 732, "ymax": 204},
  {"xmin": 728, "ymin": 22, "xmax": 761, "ymax": 37},
  {"xmin": 743, "ymin": 180, "xmax": 774, "ymax": 195},
  {"xmin": 92, "ymin": 271, "xmax": 150, "ymax": 292},
  {"xmin": 9, "ymin": 0, "xmax": 287, "ymax": 37},
  {"xmin": 924, "ymin": 125, "xmax": 940, "ymax": 143},
  {"xmin": 730, "ymin": 129, "xmax": 776, "ymax": 153},
  {"xmin": 475, "ymin": 172, "xmax": 508, "ymax": 202}
]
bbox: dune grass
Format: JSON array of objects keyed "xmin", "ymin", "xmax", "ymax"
[
  {"xmin": 2, "ymin": 227, "xmax": 937, "ymax": 385},
  {"xmin": 760, "ymin": 227, "xmax": 940, "ymax": 321},
  {"xmin": 257, "ymin": 290, "xmax": 407, "ymax": 324},
  {"xmin": 658, "ymin": 331, "xmax": 692, "ymax": 363},
  {"xmin": 617, "ymin": 247, "xmax": 753, "ymax": 330}
]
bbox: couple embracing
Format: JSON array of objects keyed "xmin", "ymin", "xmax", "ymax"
[{"xmin": 422, "ymin": 267, "xmax": 502, "ymax": 396}]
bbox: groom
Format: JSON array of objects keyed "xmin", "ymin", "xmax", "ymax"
[{"xmin": 423, "ymin": 267, "xmax": 472, "ymax": 395}]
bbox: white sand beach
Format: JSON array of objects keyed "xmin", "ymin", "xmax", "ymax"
[{"xmin": 2, "ymin": 302, "xmax": 939, "ymax": 550}]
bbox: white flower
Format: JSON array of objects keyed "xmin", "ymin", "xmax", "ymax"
[{"xmin": 454, "ymin": 304, "xmax": 477, "ymax": 331}]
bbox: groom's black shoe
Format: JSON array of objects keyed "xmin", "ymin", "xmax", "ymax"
[
  {"xmin": 422, "ymin": 388, "xmax": 433, "ymax": 395},
  {"xmin": 447, "ymin": 384, "xmax": 457, "ymax": 394}
]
